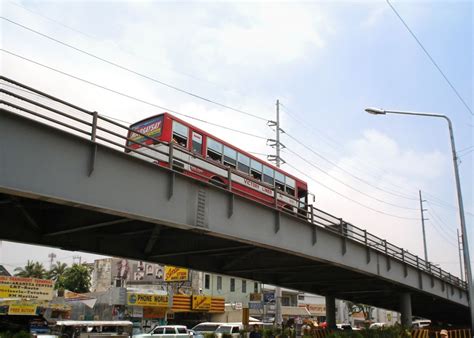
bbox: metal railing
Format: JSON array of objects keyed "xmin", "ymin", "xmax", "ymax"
[{"xmin": 0, "ymin": 75, "xmax": 467, "ymax": 290}]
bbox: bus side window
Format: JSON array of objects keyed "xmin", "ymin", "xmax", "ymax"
[
  {"xmin": 285, "ymin": 176, "xmax": 295, "ymax": 196},
  {"xmin": 263, "ymin": 165, "xmax": 274, "ymax": 185},
  {"xmin": 250, "ymin": 159, "xmax": 262, "ymax": 181},
  {"xmin": 192, "ymin": 132, "xmax": 203, "ymax": 155},
  {"xmin": 237, "ymin": 153, "xmax": 250, "ymax": 173},
  {"xmin": 275, "ymin": 171, "xmax": 285, "ymax": 191},
  {"xmin": 223, "ymin": 146, "xmax": 237, "ymax": 169},
  {"xmin": 172, "ymin": 121, "xmax": 189, "ymax": 148},
  {"xmin": 207, "ymin": 137, "xmax": 223, "ymax": 162}
]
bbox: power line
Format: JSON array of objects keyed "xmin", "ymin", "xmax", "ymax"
[
  {"xmin": 6, "ymin": 0, "xmax": 234, "ymax": 91},
  {"xmin": 0, "ymin": 49, "xmax": 268, "ymax": 141},
  {"xmin": 285, "ymin": 147, "xmax": 418, "ymax": 211},
  {"xmin": 386, "ymin": 0, "xmax": 473, "ymax": 116},
  {"xmin": 426, "ymin": 211, "xmax": 458, "ymax": 248},
  {"xmin": 280, "ymin": 104, "xmax": 419, "ymax": 201},
  {"xmin": 281, "ymin": 102, "xmax": 474, "ymax": 218},
  {"xmin": 0, "ymin": 16, "xmax": 270, "ymax": 122},
  {"xmin": 457, "ymin": 145, "xmax": 474, "ymax": 153},
  {"xmin": 423, "ymin": 192, "xmax": 474, "ymax": 218},
  {"xmin": 285, "ymin": 162, "xmax": 419, "ymax": 221},
  {"xmin": 283, "ymin": 133, "xmax": 419, "ymax": 207},
  {"xmin": 458, "ymin": 149, "xmax": 473, "ymax": 158}
]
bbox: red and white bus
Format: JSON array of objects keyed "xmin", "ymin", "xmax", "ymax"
[{"xmin": 126, "ymin": 113, "xmax": 308, "ymax": 213}]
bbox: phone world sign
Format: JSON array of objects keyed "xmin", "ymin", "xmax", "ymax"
[{"xmin": 127, "ymin": 293, "xmax": 168, "ymax": 307}]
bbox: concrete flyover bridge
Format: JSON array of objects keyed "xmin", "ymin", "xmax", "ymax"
[{"xmin": 0, "ymin": 76, "xmax": 470, "ymax": 326}]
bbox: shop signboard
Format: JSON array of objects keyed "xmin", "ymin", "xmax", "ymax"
[
  {"xmin": 263, "ymin": 291, "xmax": 275, "ymax": 304},
  {"xmin": 127, "ymin": 293, "xmax": 168, "ymax": 307},
  {"xmin": 8, "ymin": 304, "xmax": 38, "ymax": 316},
  {"xmin": 191, "ymin": 295, "xmax": 211, "ymax": 311},
  {"xmin": 164, "ymin": 266, "xmax": 189, "ymax": 282},
  {"xmin": 0, "ymin": 276, "xmax": 53, "ymax": 301},
  {"xmin": 248, "ymin": 301, "xmax": 263, "ymax": 310},
  {"xmin": 143, "ymin": 307, "xmax": 166, "ymax": 319}
]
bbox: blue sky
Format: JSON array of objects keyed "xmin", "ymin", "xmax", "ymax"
[{"xmin": 0, "ymin": 0, "xmax": 472, "ymax": 279}]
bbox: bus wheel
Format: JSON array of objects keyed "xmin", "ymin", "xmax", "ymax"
[{"xmin": 209, "ymin": 176, "xmax": 225, "ymax": 188}]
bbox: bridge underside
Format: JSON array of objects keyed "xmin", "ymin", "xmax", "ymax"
[{"xmin": 0, "ymin": 193, "xmax": 468, "ymax": 324}]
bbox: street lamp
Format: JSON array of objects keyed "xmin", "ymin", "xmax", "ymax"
[{"xmin": 365, "ymin": 107, "xmax": 473, "ymax": 328}]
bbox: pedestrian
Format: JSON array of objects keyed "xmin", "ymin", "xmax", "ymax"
[
  {"xmin": 249, "ymin": 324, "xmax": 262, "ymax": 338},
  {"xmin": 440, "ymin": 329, "xmax": 448, "ymax": 337}
]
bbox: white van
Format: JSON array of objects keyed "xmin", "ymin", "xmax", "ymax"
[
  {"xmin": 191, "ymin": 323, "xmax": 223, "ymax": 334},
  {"xmin": 214, "ymin": 324, "xmax": 242, "ymax": 338}
]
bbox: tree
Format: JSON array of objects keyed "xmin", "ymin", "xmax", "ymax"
[
  {"xmin": 60, "ymin": 264, "xmax": 92, "ymax": 293},
  {"xmin": 347, "ymin": 302, "xmax": 374, "ymax": 322},
  {"xmin": 48, "ymin": 261, "xmax": 68, "ymax": 289},
  {"xmin": 14, "ymin": 260, "xmax": 47, "ymax": 278}
]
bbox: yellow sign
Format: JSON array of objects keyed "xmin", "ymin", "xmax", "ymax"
[
  {"xmin": 8, "ymin": 304, "xmax": 38, "ymax": 316},
  {"xmin": 192, "ymin": 295, "xmax": 211, "ymax": 311},
  {"xmin": 0, "ymin": 276, "xmax": 53, "ymax": 301},
  {"xmin": 127, "ymin": 293, "xmax": 168, "ymax": 307},
  {"xmin": 164, "ymin": 266, "xmax": 189, "ymax": 282}
]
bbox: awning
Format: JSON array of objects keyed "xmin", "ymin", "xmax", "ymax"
[{"xmin": 282, "ymin": 306, "xmax": 311, "ymax": 317}]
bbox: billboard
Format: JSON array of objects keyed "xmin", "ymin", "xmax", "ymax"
[
  {"xmin": 191, "ymin": 295, "xmax": 211, "ymax": 311},
  {"xmin": 164, "ymin": 266, "xmax": 189, "ymax": 282},
  {"xmin": 112, "ymin": 259, "xmax": 189, "ymax": 284},
  {"xmin": 0, "ymin": 276, "xmax": 53, "ymax": 301}
]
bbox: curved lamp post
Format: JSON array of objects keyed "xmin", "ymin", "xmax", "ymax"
[{"xmin": 365, "ymin": 107, "xmax": 473, "ymax": 328}]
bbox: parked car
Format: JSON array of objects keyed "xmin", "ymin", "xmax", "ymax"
[
  {"xmin": 412, "ymin": 320, "xmax": 431, "ymax": 329},
  {"xmin": 214, "ymin": 324, "xmax": 242, "ymax": 338},
  {"xmin": 187, "ymin": 329, "xmax": 204, "ymax": 338},
  {"xmin": 134, "ymin": 325, "xmax": 189, "ymax": 338},
  {"xmin": 191, "ymin": 323, "xmax": 223, "ymax": 334},
  {"xmin": 369, "ymin": 323, "xmax": 387, "ymax": 329},
  {"xmin": 336, "ymin": 323, "xmax": 352, "ymax": 331}
]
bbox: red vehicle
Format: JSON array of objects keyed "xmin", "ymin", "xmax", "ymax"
[{"xmin": 126, "ymin": 113, "xmax": 308, "ymax": 212}]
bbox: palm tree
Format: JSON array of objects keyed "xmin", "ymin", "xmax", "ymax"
[
  {"xmin": 48, "ymin": 261, "xmax": 68, "ymax": 282},
  {"xmin": 14, "ymin": 260, "xmax": 47, "ymax": 278}
]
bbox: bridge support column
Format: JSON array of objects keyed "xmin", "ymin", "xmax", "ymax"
[
  {"xmin": 325, "ymin": 294, "xmax": 336, "ymax": 329},
  {"xmin": 400, "ymin": 292, "xmax": 412, "ymax": 328}
]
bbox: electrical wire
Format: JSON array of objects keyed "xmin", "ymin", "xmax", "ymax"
[
  {"xmin": 285, "ymin": 147, "xmax": 419, "ymax": 211},
  {"xmin": 386, "ymin": 0, "xmax": 473, "ymax": 116},
  {"xmin": 423, "ymin": 192, "xmax": 474, "ymax": 218},
  {"xmin": 0, "ymin": 16, "xmax": 271, "ymax": 122},
  {"xmin": 5, "ymin": 0, "xmax": 239, "ymax": 92},
  {"xmin": 0, "ymin": 49, "xmax": 268, "ymax": 141},
  {"xmin": 284, "ymin": 162, "xmax": 420, "ymax": 220},
  {"xmin": 280, "ymin": 104, "xmax": 419, "ymax": 201},
  {"xmin": 426, "ymin": 212, "xmax": 458, "ymax": 248},
  {"xmin": 280, "ymin": 102, "xmax": 474, "ymax": 217},
  {"xmin": 458, "ymin": 149, "xmax": 473, "ymax": 158},
  {"xmin": 426, "ymin": 202, "xmax": 459, "ymax": 239},
  {"xmin": 457, "ymin": 145, "xmax": 474, "ymax": 154}
]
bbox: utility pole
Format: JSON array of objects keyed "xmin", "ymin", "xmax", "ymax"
[
  {"xmin": 73, "ymin": 255, "xmax": 82, "ymax": 265},
  {"xmin": 267, "ymin": 99, "xmax": 285, "ymax": 328},
  {"xmin": 418, "ymin": 191, "xmax": 428, "ymax": 262},
  {"xmin": 267, "ymin": 99, "xmax": 285, "ymax": 167},
  {"xmin": 458, "ymin": 229, "xmax": 464, "ymax": 281},
  {"xmin": 48, "ymin": 252, "xmax": 57, "ymax": 271}
]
